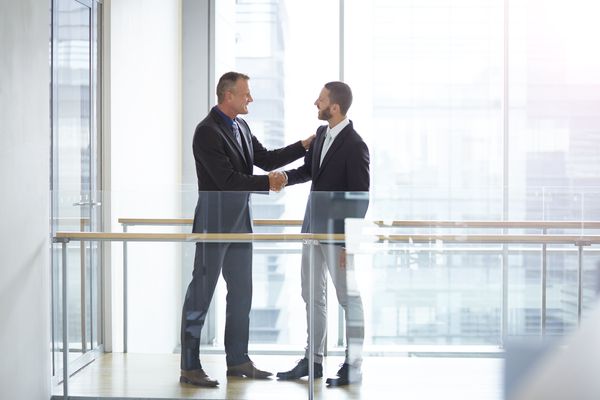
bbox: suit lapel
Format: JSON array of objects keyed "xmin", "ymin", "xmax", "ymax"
[
  {"xmin": 312, "ymin": 126, "xmax": 327, "ymax": 175},
  {"xmin": 316, "ymin": 125, "xmax": 349, "ymax": 179},
  {"xmin": 235, "ymin": 118, "xmax": 253, "ymax": 170},
  {"xmin": 211, "ymin": 111, "xmax": 248, "ymax": 168}
]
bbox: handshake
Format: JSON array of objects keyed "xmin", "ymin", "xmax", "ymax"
[
  {"xmin": 268, "ymin": 171, "xmax": 288, "ymax": 192},
  {"xmin": 266, "ymin": 134, "xmax": 314, "ymax": 192}
]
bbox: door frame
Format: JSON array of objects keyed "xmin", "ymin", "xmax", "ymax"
[{"xmin": 50, "ymin": 0, "xmax": 104, "ymax": 383}]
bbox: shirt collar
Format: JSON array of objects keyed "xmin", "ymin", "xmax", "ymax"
[
  {"xmin": 326, "ymin": 117, "xmax": 350, "ymax": 140},
  {"xmin": 213, "ymin": 105, "xmax": 235, "ymax": 127}
]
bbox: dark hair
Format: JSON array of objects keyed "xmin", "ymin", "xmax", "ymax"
[
  {"xmin": 216, "ymin": 71, "xmax": 250, "ymax": 103},
  {"xmin": 324, "ymin": 81, "xmax": 353, "ymax": 115}
]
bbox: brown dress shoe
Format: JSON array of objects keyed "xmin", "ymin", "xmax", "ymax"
[
  {"xmin": 180, "ymin": 368, "xmax": 219, "ymax": 387},
  {"xmin": 226, "ymin": 361, "xmax": 272, "ymax": 379}
]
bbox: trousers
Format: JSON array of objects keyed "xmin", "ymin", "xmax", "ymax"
[{"xmin": 301, "ymin": 243, "xmax": 364, "ymax": 365}]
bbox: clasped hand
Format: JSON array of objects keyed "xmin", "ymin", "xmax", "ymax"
[
  {"xmin": 268, "ymin": 171, "xmax": 287, "ymax": 192},
  {"xmin": 268, "ymin": 134, "xmax": 313, "ymax": 192}
]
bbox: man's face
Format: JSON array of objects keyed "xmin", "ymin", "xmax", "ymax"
[
  {"xmin": 228, "ymin": 78, "xmax": 253, "ymax": 115},
  {"xmin": 314, "ymin": 87, "xmax": 333, "ymax": 121}
]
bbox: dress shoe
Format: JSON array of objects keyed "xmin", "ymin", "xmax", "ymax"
[
  {"xmin": 276, "ymin": 358, "xmax": 323, "ymax": 380},
  {"xmin": 180, "ymin": 368, "xmax": 219, "ymax": 387},
  {"xmin": 326, "ymin": 363, "xmax": 362, "ymax": 387},
  {"xmin": 226, "ymin": 361, "xmax": 272, "ymax": 379}
]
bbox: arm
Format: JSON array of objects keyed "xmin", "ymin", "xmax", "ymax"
[
  {"xmin": 283, "ymin": 139, "xmax": 314, "ymax": 186},
  {"xmin": 231, "ymin": 118, "xmax": 306, "ymax": 171},
  {"xmin": 194, "ymin": 125, "xmax": 269, "ymax": 191},
  {"xmin": 251, "ymin": 136, "xmax": 307, "ymax": 171},
  {"xmin": 283, "ymin": 126, "xmax": 324, "ymax": 186}
]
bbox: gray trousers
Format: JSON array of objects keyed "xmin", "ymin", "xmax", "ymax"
[{"xmin": 301, "ymin": 243, "xmax": 364, "ymax": 365}]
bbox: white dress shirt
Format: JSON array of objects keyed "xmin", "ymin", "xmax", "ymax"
[{"xmin": 320, "ymin": 117, "xmax": 349, "ymax": 166}]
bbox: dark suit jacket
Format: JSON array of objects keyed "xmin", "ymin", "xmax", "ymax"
[
  {"xmin": 286, "ymin": 121, "xmax": 370, "ymax": 236},
  {"xmin": 192, "ymin": 108, "xmax": 306, "ymax": 233}
]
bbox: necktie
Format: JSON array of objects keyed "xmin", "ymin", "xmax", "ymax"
[
  {"xmin": 231, "ymin": 121, "xmax": 243, "ymax": 150},
  {"xmin": 320, "ymin": 131, "xmax": 333, "ymax": 166}
]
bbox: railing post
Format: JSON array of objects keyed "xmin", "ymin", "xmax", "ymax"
[
  {"xmin": 577, "ymin": 244, "xmax": 583, "ymax": 325},
  {"xmin": 123, "ymin": 224, "xmax": 128, "ymax": 353},
  {"xmin": 304, "ymin": 238, "xmax": 319, "ymax": 400},
  {"xmin": 80, "ymin": 218, "xmax": 87, "ymax": 354},
  {"xmin": 61, "ymin": 240, "xmax": 69, "ymax": 400},
  {"xmin": 501, "ymin": 243, "xmax": 508, "ymax": 348},
  {"xmin": 574, "ymin": 239, "xmax": 591, "ymax": 326},
  {"xmin": 541, "ymin": 228, "xmax": 547, "ymax": 336}
]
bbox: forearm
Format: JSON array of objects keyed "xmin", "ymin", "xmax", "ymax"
[
  {"xmin": 285, "ymin": 165, "xmax": 311, "ymax": 186},
  {"xmin": 253, "ymin": 140, "xmax": 306, "ymax": 171}
]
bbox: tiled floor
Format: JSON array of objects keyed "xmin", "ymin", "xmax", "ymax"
[{"xmin": 52, "ymin": 353, "xmax": 503, "ymax": 400}]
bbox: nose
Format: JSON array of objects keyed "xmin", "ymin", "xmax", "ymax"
[
  {"xmin": 314, "ymin": 99, "xmax": 318, "ymax": 106},
  {"xmin": 248, "ymin": 94, "xmax": 253, "ymax": 103}
]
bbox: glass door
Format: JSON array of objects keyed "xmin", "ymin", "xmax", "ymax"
[{"xmin": 51, "ymin": 0, "xmax": 102, "ymax": 379}]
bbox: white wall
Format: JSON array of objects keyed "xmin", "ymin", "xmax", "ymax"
[
  {"xmin": 108, "ymin": 0, "xmax": 183, "ymax": 353},
  {"xmin": 0, "ymin": 0, "xmax": 51, "ymax": 398}
]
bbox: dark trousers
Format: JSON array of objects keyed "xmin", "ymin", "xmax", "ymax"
[{"xmin": 180, "ymin": 241, "xmax": 253, "ymax": 369}]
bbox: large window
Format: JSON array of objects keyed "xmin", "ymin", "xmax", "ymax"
[
  {"xmin": 507, "ymin": 0, "xmax": 600, "ymax": 336},
  {"xmin": 508, "ymin": 0, "xmax": 600, "ymax": 219},
  {"xmin": 206, "ymin": 0, "xmax": 600, "ymax": 350},
  {"xmin": 346, "ymin": 0, "xmax": 503, "ymax": 218}
]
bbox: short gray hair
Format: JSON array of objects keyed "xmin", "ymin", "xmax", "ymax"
[{"xmin": 216, "ymin": 71, "xmax": 250, "ymax": 103}]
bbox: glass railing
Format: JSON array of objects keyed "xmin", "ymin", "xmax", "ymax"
[{"xmin": 50, "ymin": 188, "xmax": 600, "ymax": 400}]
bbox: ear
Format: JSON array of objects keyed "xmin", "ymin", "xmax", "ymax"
[{"xmin": 331, "ymin": 103, "xmax": 341, "ymax": 115}]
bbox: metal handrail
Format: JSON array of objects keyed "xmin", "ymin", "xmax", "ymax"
[
  {"xmin": 55, "ymin": 231, "xmax": 600, "ymax": 244},
  {"xmin": 117, "ymin": 218, "xmax": 301, "ymax": 226},
  {"xmin": 117, "ymin": 217, "xmax": 600, "ymax": 229}
]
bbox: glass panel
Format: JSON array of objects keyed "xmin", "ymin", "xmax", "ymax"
[{"xmin": 53, "ymin": 189, "xmax": 600, "ymax": 399}]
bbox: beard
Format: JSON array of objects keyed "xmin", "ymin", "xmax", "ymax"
[{"xmin": 318, "ymin": 107, "xmax": 332, "ymax": 121}]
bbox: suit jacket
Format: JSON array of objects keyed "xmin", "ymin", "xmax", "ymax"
[
  {"xmin": 192, "ymin": 108, "xmax": 306, "ymax": 233},
  {"xmin": 286, "ymin": 121, "xmax": 370, "ymax": 236}
]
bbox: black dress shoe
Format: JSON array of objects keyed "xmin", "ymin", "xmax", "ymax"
[
  {"xmin": 276, "ymin": 358, "xmax": 323, "ymax": 380},
  {"xmin": 326, "ymin": 363, "xmax": 362, "ymax": 387}
]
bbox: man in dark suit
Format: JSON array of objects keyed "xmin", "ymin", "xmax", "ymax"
[
  {"xmin": 180, "ymin": 72, "xmax": 315, "ymax": 387},
  {"xmin": 276, "ymin": 82, "xmax": 370, "ymax": 386}
]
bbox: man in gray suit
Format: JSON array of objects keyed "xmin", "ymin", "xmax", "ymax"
[{"xmin": 277, "ymin": 81, "xmax": 370, "ymax": 386}]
